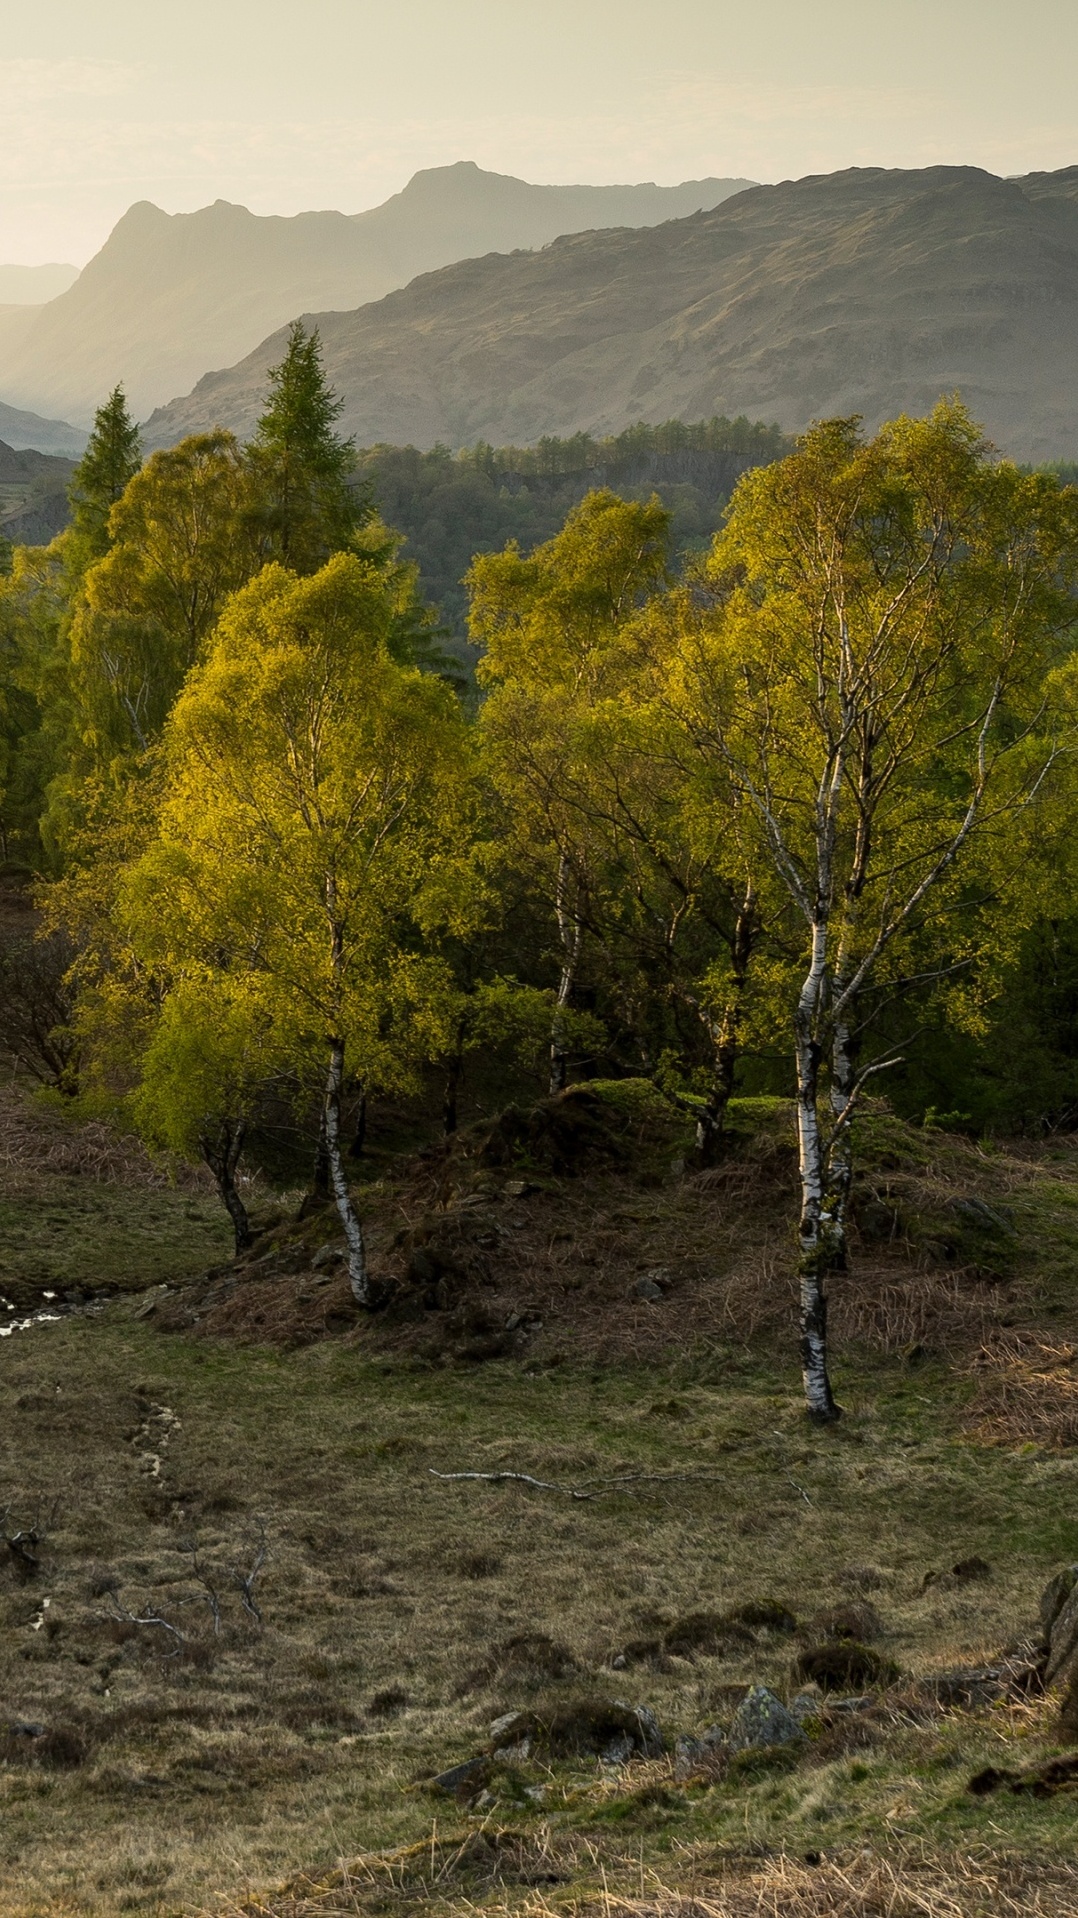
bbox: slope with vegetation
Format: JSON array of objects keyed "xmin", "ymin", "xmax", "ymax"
[
  {"xmin": 4, "ymin": 339, "xmax": 1078, "ymax": 1912},
  {"xmin": 146, "ymin": 164, "xmax": 1078, "ymax": 463}
]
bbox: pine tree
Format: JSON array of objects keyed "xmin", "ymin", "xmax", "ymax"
[
  {"xmin": 68, "ymin": 386, "xmax": 141, "ymax": 559},
  {"xmin": 246, "ymin": 322, "xmax": 367, "ymax": 572}
]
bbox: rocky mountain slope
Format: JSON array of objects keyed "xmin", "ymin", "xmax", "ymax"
[
  {"xmin": 146, "ymin": 165, "xmax": 1078, "ymax": 464},
  {"xmin": 0, "ymin": 164, "xmax": 752, "ymax": 428}
]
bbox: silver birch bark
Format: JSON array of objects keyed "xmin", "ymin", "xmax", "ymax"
[
  {"xmin": 549, "ymin": 852, "xmax": 583, "ymax": 1095},
  {"xmin": 323, "ymin": 1037, "xmax": 371, "ymax": 1307}
]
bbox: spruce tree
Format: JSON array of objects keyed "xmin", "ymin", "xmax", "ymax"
[
  {"xmin": 68, "ymin": 385, "xmax": 141, "ymax": 558},
  {"xmin": 247, "ymin": 322, "xmax": 367, "ymax": 571}
]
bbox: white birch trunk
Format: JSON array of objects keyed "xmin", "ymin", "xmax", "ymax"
[
  {"xmin": 794, "ymin": 921, "xmax": 841, "ymax": 1422},
  {"xmin": 324, "ymin": 1038, "xmax": 371, "ymax": 1307},
  {"xmin": 549, "ymin": 853, "xmax": 582, "ymax": 1096}
]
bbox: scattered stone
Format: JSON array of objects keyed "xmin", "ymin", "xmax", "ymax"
[
  {"xmin": 727, "ymin": 1686, "xmax": 805, "ymax": 1753},
  {"xmin": 504, "ymin": 1180, "xmax": 536, "ymax": 1199},
  {"xmin": 789, "ymin": 1686, "xmax": 824, "ymax": 1723},
  {"xmin": 673, "ymin": 1724, "xmax": 726, "ymax": 1779},
  {"xmin": 632, "ymin": 1276, "xmax": 664, "ymax": 1303},
  {"xmin": 430, "ymin": 1756, "xmax": 493, "ymax": 1802},
  {"xmin": 488, "ymin": 1710, "xmax": 535, "ymax": 1759},
  {"xmin": 312, "ymin": 1245, "xmax": 345, "ymax": 1269}
]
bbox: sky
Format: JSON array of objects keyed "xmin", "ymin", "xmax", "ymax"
[{"xmin": 3, "ymin": 0, "xmax": 1077, "ymax": 265}]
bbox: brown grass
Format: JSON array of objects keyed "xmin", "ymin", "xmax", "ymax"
[
  {"xmin": 216, "ymin": 1839, "xmax": 1078, "ymax": 1918},
  {"xmin": 964, "ymin": 1333, "xmax": 1078, "ymax": 1449}
]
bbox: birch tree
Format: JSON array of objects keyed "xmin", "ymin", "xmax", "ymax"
[
  {"xmin": 120, "ymin": 552, "xmax": 478, "ymax": 1303},
  {"xmin": 470, "ymin": 489, "xmax": 669, "ymax": 1092},
  {"xmin": 671, "ymin": 403, "xmax": 1078, "ymax": 1420}
]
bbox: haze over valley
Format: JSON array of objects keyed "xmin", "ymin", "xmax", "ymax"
[{"xmin": 0, "ymin": 164, "xmax": 753, "ymax": 426}]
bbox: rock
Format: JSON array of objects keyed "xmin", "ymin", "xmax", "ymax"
[
  {"xmin": 1040, "ymin": 1565, "xmax": 1078, "ymax": 1643},
  {"xmin": 312, "ymin": 1244, "xmax": 344, "ymax": 1269},
  {"xmin": 489, "ymin": 1710, "xmax": 535, "ymax": 1760},
  {"xmin": 621, "ymin": 1700, "xmax": 663, "ymax": 1758},
  {"xmin": 1045, "ymin": 1581, "xmax": 1078, "ymax": 1690},
  {"xmin": 430, "ymin": 1756, "xmax": 492, "ymax": 1801},
  {"xmin": 789, "ymin": 1686, "xmax": 824, "ymax": 1723},
  {"xmin": 632, "ymin": 1276, "xmax": 664, "ymax": 1302},
  {"xmin": 504, "ymin": 1180, "xmax": 536, "ymax": 1199},
  {"xmin": 673, "ymin": 1723, "xmax": 726, "ymax": 1779},
  {"xmin": 727, "ymin": 1686, "xmax": 805, "ymax": 1753},
  {"xmin": 600, "ymin": 1729, "xmax": 635, "ymax": 1765}
]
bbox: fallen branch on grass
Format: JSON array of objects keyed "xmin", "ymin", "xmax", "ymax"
[
  {"xmin": 429, "ymin": 1470, "xmax": 595, "ymax": 1500},
  {"xmin": 431, "ymin": 1464, "xmax": 815, "ymax": 1505}
]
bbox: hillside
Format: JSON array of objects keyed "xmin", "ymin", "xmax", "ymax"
[
  {"xmin": 146, "ymin": 165, "xmax": 1078, "ymax": 464},
  {"xmin": 0, "ymin": 440, "xmax": 76, "ymax": 548},
  {"xmin": 0, "ymin": 399, "xmax": 85, "ymax": 458},
  {"xmin": 0, "ymin": 164, "xmax": 752, "ymax": 428},
  {"xmin": 4, "ymin": 1071, "xmax": 1078, "ymax": 1914}
]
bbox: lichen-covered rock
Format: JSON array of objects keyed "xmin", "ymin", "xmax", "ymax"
[{"xmin": 727, "ymin": 1685, "xmax": 805, "ymax": 1752}]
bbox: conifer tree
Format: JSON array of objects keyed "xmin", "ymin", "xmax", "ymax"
[
  {"xmin": 246, "ymin": 322, "xmax": 365, "ymax": 572},
  {"xmin": 68, "ymin": 386, "xmax": 141, "ymax": 560}
]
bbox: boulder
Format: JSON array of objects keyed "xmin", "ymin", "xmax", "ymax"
[
  {"xmin": 1045, "ymin": 1581, "xmax": 1078, "ymax": 1690},
  {"xmin": 1040, "ymin": 1565, "xmax": 1078, "ymax": 1643},
  {"xmin": 673, "ymin": 1724, "xmax": 726, "ymax": 1779},
  {"xmin": 727, "ymin": 1686, "xmax": 805, "ymax": 1752}
]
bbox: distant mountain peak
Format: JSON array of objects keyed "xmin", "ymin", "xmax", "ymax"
[{"xmin": 0, "ymin": 165, "xmax": 755, "ymax": 424}]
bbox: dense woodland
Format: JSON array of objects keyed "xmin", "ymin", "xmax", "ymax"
[{"xmin": 4, "ymin": 325, "xmax": 1078, "ymax": 1416}]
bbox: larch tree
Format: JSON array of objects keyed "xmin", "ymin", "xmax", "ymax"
[
  {"xmin": 670, "ymin": 403, "xmax": 1078, "ymax": 1420},
  {"xmin": 246, "ymin": 322, "xmax": 365, "ymax": 573},
  {"xmin": 119, "ymin": 552, "xmax": 478, "ymax": 1300},
  {"xmin": 68, "ymin": 385, "xmax": 142, "ymax": 562}
]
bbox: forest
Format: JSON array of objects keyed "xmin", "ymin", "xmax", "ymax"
[{"xmin": 4, "ymin": 324, "xmax": 1078, "ymax": 1421}]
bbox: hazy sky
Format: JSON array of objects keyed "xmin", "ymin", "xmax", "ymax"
[{"xmin": 4, "ymin": 0, "xmax": 1077, "ymax": 265}]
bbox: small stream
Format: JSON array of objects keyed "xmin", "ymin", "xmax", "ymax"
[{"xmin": 0, "ymin": 1293, "xmax": 64, "ymax": 1339}]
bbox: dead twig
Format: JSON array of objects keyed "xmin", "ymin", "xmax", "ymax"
[{"xmin": 429, "ymin": 1470, "xmax": 595, "ymax": 1500}]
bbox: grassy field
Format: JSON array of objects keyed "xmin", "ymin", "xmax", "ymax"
[{"xmin": 3, "ymin": 1080, "xmax": 1078, "ymax": 1916}]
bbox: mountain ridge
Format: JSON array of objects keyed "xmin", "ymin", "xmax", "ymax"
[
  {"xmin": 0, "ymin": 164, "xmax": 754, "ymax": 428},
  {"xmin": 143, "ymin": 164, "xmax": 1078, "ymax": 464}
]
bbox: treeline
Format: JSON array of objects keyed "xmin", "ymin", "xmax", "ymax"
[
  {"xmin": 356, "ymin": 416, "xmax": 787, "ymax": 638},
  {"xmin": 4, "ymin": 331, "xmax": 1078, "ymax": 1415}
]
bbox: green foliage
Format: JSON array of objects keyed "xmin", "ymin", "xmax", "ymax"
[
  {"xmin": 112, "ymin": 553, "xmax": 481, "ymax": 1173},
  {"xmin": 359, "ymin": 415, "xmax": 786, "ymax": 637},
  {"xmin": 247, "ymin": 321, "xmax": 367, "ymax": 572},
  {"xmin": 67, "ymin": 385, "xmax": 141, "ymax": 562}
]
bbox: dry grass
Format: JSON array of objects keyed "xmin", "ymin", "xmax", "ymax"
[
  {"xmin": 217, "ymin": 1838, "xmax": 1078, "ymax": 1918},
  {"xmin": 963, "ymin": 1334, "xmax": 1078, "ymax": 1449},
  {"xmin": 5, "ymin": 1084, "xmax": 1078, "ymax": 1911}
]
